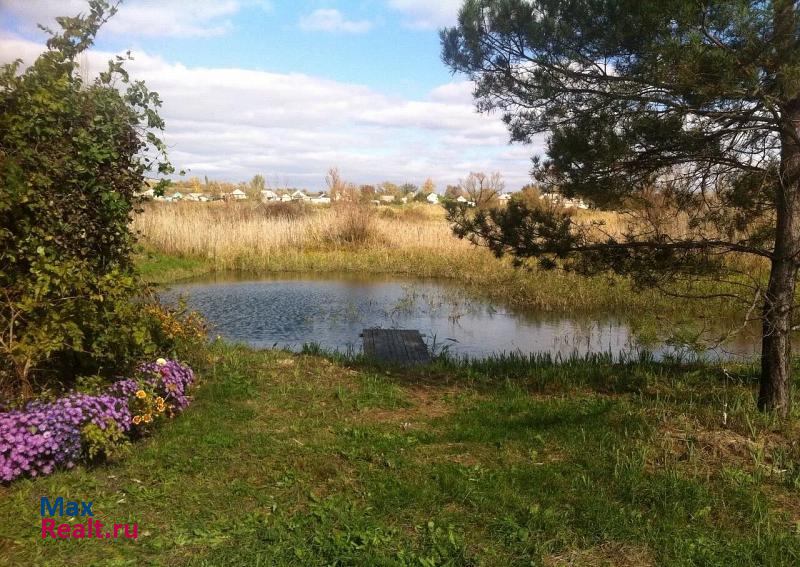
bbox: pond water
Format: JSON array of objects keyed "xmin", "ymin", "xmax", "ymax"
[{"xmin": 162, "ymin": 273, "xmax": 765, "ymax": 361}]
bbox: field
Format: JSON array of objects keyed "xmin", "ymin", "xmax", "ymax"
[{"xmin": 2, "ymin": 344, "xmax": 799, "ymax": 565}]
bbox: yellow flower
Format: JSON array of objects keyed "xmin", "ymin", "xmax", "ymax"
[
  {"xmin": 135, "ymin": 390, "xmax": 147, "ymax": 399},
  {"xmin": 156, "ymin": 397, "xmax": 164, "ymax": 405},
  {"xmin": 143, "ymin": 413, "xmax": 153, "ymax": 423},
  {"xmin": 132, "ymin": 415, "xmax": 142, "ymax": 425},
  {"xmin": 156, "ymin": 358, "xmax": 167, "ymax": 366}
]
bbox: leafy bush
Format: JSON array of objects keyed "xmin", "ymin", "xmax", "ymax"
[
  {"xmin": 0, "ymin": 2, "xmax": 172, "ymax": 397},
  {"xmin": 81, "ymin": 420, "xmax": 131, "ymax": 462},
  {"xmin": 143, "ymin": 298, "xmax": 209, "ymax": 365},
  {"xmin": 0, "ymin": 358, "xmax": 194, "ymax": 483}
]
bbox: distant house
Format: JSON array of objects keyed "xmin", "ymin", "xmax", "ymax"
[
  {"xmin": 230, "ymin": 189, "xmax": 247, "ymax": 200},
  {"xmin": 564, "ymin": 198, "xmax": 589, "ymax": 209},
  {"xmin": 542, "ymin": 192, "xmax": 589, "ymax": 209},
  {"xmin": 426, "ymin": 193, "xmax": 440, "ymax": 204},
  {"xmin": 138, "ymin": 187, "xmax": 156, "ymax": 199},
  {"xmin": 455, "ymin": 195, "xmax": 468, "ymax": 203},
  {"xmin": 261, "ymin": 190, "xmax": 279, "ymax": 202},
  {"xmin": 310, "ymin": 192, "xmax": 331, "ymax": 205},
  {"xmin": 186, "ymin": 192, "xmax": 206, "ymax": 202},
  {"xmin": 498, "ymin": 193, "xmax": 513, "ymax": 202},
  {"xmin": 379, "ymin": 195, "xmax": 395, "ymax": 203},
  {"xmin": 171, "ymin": 191, "xmax": 184, "ymax": 201},
  {"xmin": 279, "ymin": 192, "xmax": 293, "ymax": 202},
  {"xmin": 291, "ymin": 190, "xmax": 310, "ymax": 201}
]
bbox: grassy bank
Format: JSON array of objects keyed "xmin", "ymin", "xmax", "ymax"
[
  {"xmin": 2, "ymin": 344, "xmax": 798, "ymax": 565},
  {"xmin": 134, "ymin": 201, "xmax": 751, "ymax": 319}
]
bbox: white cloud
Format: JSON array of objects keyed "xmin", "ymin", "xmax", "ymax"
[
  {"xmin": 0, "ymin": 35, "xmax": 542, "ymax": 189},
  {"xmin": 0, "ymin": 0, "xmax": 265, "ymax": 38},
  {"xmin": 386, "ymin": 0, "xmax": 463, "ymax": 30},
  {"xmin": 298, "ymin": 9, "xmax": 373, "ymax": 34}
]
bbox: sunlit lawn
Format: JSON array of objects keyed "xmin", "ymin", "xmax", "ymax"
[{"xmin": 2, "ymin": 343, "xmax": 799, "ymax": 566}]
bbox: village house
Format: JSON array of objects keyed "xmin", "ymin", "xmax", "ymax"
[
  {"xmin": 138, "ymin": 187, "xmax": 155, "ymax": 200},
  {"xmin": 291, "ymin": 190, "xmax": 310, "ymax": 201},
  {"xmin": 261, "ymin": 190, "xmax": 279, "ymax": 202},
  {"xmin": 229, "ymin": 188, "xmax": 247, "ymax": 200},
  {"xmin": 426, "ymin": 192, "xmax": 440, "ymax": 204},
  {"xmin": 310, "ymin": 192, "xmax": 331, "ymax": 205},
  {"xmin": 542, "ymin": 192, "xmax": 589, "ymax": 209}
]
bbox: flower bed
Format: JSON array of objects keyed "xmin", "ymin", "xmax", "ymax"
[{"xmin": 0, "ymin": 359, "xmax": 194, "ymax": 483}]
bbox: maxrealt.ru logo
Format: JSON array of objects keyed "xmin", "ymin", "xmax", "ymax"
[{"xmin": 40, "ymin": 497, "xmax": 138, "ymax": 540}]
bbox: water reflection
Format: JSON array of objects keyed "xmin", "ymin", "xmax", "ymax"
[{"xmin": 161, "ymin": 272, "xmax": 765, "ymax": 361}]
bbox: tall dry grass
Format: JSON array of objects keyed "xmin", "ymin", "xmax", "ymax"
[{"xmin": 133, "ymin": 201, "xmax": 473, "ymax": 263}]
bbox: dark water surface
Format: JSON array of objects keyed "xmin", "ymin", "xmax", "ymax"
[{"xmin": 162, "ymin": 272, "xmax": 765, "ymax": 361}]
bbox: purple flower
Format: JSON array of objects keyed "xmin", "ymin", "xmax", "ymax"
[{"xmin": 0, "ymin": 359, "xmax": 194, "ymax": 483}]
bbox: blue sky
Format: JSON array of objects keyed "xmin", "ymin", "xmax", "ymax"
[{"xmin": 0, "ymin": 1, "xmax": 542, "ymax": 189}]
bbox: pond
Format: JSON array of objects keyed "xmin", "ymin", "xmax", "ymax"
[{"xmin": 162, "ymin": 273, "xmax": 765, "ymax": 361}]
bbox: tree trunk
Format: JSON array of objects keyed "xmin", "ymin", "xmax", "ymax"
[
  {"xmin": 760, "ymin": 256, "xmax": 797, "ymax": 416},
  {"xmin": 760, "ymin": 96, "xmax": 800, "ymax": 416}
]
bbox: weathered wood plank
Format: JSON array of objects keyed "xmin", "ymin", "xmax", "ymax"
[{"xmin": 362, "ymin": 328, "xmax": 431, "ymax": 365}]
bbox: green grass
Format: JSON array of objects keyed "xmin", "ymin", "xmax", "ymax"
[
  {"xmin": 136, "ymin": 249, "xmax": 212, "ymax": 284},
  {"xmin": 2, "ymin": 344, "xmax": 799, "ymax": 566}
]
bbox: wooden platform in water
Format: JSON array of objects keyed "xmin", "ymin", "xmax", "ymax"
[{"xmin": 361, "ymin": 329, "xmax": 431, "ymax": 365}]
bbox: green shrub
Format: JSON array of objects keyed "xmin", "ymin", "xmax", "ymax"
[
  {"xmin": 81, "ymin": 419, "xmax": 131, "ymax": 462},
  {"xmin": 0, "ymin": 1, "xmax": 173, "ymax": 397}
]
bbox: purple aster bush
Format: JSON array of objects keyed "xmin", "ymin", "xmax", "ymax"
[
  {"xmin": 0, "ymin": 359, "xmax": 194, "ymax": 483},
  {"xmin": 136, "ymin": 359, "xmax": 195, "ymax": 412}
]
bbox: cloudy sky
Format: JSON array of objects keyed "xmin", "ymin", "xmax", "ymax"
[{"xmin": 0, "ymin": 1, "xmax": 543, "ymax": 190}]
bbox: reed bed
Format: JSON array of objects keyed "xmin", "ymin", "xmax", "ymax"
[{"xmin": 134, "ymin": 201, "xmax": 469, "ymax": 259}]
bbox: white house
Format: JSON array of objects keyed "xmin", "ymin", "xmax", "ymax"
[
  {"xmin": 456, "ymin": 195, "xmax": 468, "ymax": 203},
  {"xmin": 261, "ymin": 190, "xmax": 279, "ymax": 202},
  {"xmin": 171, "ymin": 191, "xmax": 184, "ymax": 201},
  {"xmin": 279, "ymin": 193, "xmax": 293, "ymax": 202},
  {"xmin": 426, "ymin": 192, "xmax": 440, "ymax": 204},
  {"xmin": 291, "ymin": 190, "xmax": 310, "ymax": 201},
  {"xmin": 311, "ymin": 192, "xmax": 331, "ymax": 205},
  {"xmin": 230, "ymin": 189, "xmax": 247, "ymax": 200},
  {"xmin": 563, "ymin": 198, "xmax": 589, "ymax": 209},
  {"xmin": 498, "ymin": 193, "xmax": 513, "ymax": 202},
  {"xmin": 138, "ymin": 187, "xmax": 156, "ymax": 199},
  {"xmin": 379, "ymin": 195, "xmax": 395, "ymax": 204},
  {"xmin": 542, "ymin": 192, "xmax": 589, "ymax": 209}
]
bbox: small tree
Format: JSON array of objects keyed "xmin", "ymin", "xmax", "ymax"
[
  {"xmin": 458, "ymin": 172, "xmax": 503, "ymax": 208},
  {"xmin": 326, "ymin": 167, "xmax": 345, "ymax": 201},
  {"xmin": 0, "ymin": 1, "xmax": 171, "ymax": 396},
  {"xmin": 359, "ymin": 184, "xmax": 377, "ymax": 202},
  {"xmin": 248, "ymin": 174, "xmax": 266, "ymax": 198},
  {"xmin": 442, "ymin": 0, "xmax": 800, "ymax": 415},
  {"xmin": 444, "ymin": 185, "xmax": 464, "ymax": 200},
  {"xmin": 421, "ymin": 178, "xmax": 437, "ymax": 196},
  {"xmin": 401, "ymin": 182, "xmax": 419, "ymax": 197}
]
